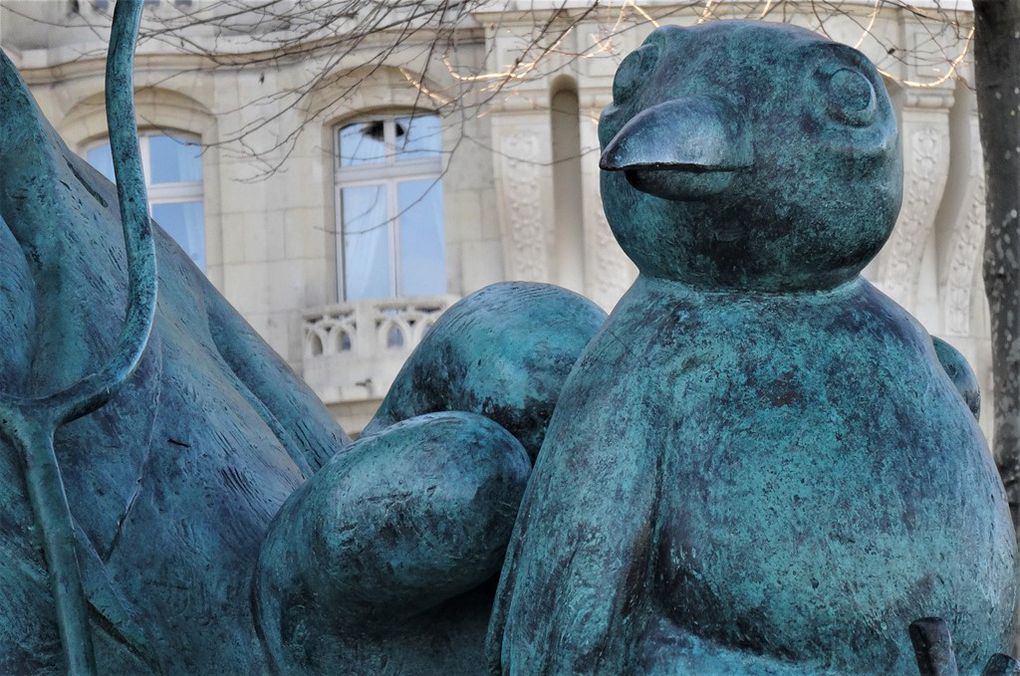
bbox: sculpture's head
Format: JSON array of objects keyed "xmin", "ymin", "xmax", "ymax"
[{"xmin": 599, "ymin": 21, "xmax": 901, "ymax": 291}]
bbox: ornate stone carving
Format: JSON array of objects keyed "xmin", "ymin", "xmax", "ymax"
[
  {"xmin": 587, "ymin": 200, "xmax": 637, "ymax": 310},
  {"xmin": 944, "ymin": 120, "xmax": 987, "ymax": 337},
  {"xmin": 499, "ymin": 130, "xmax": 548, "ymax": 281},
  {"xmin": 300, "ymin": 296, "xmax": 456, "ymax": 402},
  {"xmin": 882, "ymin": 122, "xmax": 949, "ymax": 308}
]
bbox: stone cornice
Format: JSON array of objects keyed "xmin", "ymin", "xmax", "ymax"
[
  {"xmin": 902, "ymin": 85, "xmax": 957, "ymax": 111},
  {"xmin": 9, "ymin": 23, "xmax": 486, "ymax": 76}
]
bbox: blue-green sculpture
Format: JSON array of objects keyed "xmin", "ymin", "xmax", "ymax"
[
  {"xmin": 1, "ymin": 4, "xmax": 1017, "ymax": 674},
  {"xmin": 364, "ymin": 282, "xmax": 607, "ymax": 459},
  {"xmin": 256, "ymin": 284, "xmax": 604, "ymax": 673},
  {"xmin": 0, "ymin": 4, "xmax": 157, "ymax": 673},
  {"xmin": 487, "ymin": 21, "xmax": 1018, "ymax": 675},
  {"xmin": 0, "ymin": 3, "xmax": 591, "ymax": 674}
]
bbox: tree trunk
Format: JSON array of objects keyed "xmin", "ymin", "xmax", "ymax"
[{"xmin": 974, "ymin": 1, "xmax": 1020, "ymax": 526}]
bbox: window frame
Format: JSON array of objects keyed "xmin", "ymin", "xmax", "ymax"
[
  {"xmin": 333, "ymin": 113, "xmax": 444, "ymax": 301},
  {"xmin": 83, "ymin": 131, "xmax": 206, "ymax": 268}
]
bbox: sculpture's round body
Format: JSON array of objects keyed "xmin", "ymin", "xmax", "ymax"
[
  {"xmin": 488, "ymin": 20, "xmax": 1018, "ymax": 674},
  {"xmin": 491, "ymin": 275, "xmax": 1016, "ymax": 673},
  {"xmin": 257, "ymin": 412, "xmax": 531, "ymax": 675},
  {"xmin": 365, "ymin": 282, "xmax": 607, "ymax": 460}
]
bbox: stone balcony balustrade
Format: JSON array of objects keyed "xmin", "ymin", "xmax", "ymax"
[{"xmin": 300, "ymin": 296, "xmax": 458, "ymax": 409}]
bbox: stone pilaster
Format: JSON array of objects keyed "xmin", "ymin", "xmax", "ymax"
[
  {"xmin": 941, "ymin": 115, "xmax": 987, "ymax": 338},
  {"xmin": 876, "ymin": 87, "xmax": 954, "ymax": 313},
  {"xmin": 492, "ymin": 107, "xmax": 555, "ymax": 282}
]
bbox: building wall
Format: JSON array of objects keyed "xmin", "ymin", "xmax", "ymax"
[{"xmin": 0, "ymin": 1, "xmax": 993, "ymax": 439}]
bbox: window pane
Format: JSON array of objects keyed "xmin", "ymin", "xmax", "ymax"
[
  {"xmin": 397, "ymin": 179, "xmax": 445, "ymax": 296},
  {"xmin": 338, "ymin": 121, "xmax": 388, "ymax": 168},
  {"xmin": 152, "ymin": 201, "xmax": 206, "ymax": 270},
  {"xmin": 342, "ymin": 185, "xmax": 391, "ymax": 299},
  {"xmin": 395, "ymin": 115, "xmax": 441, "ymax": 161},
  {"xmin": 149, "ymin": 135, "xmax": 202, "ymax": 184},
  {"xmin": 86, "ymin": 143, "xmax": 116, "ymax": 182}
]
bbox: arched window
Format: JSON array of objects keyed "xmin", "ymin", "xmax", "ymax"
[
  {"xmin": 85, "ymin": 132, "xmax": 206, "ymax": 270},
  {"xmin": 334, "ymin": 113, "xmax": 446, "ymax": 300}
]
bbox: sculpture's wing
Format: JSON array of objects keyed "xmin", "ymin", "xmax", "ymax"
[
  {"xmin": 931, "ymin": 336, "xmax": 981, "ymax": 420},
  {"xmin": 486, "ymin": 348, "xmax": 661, "ymax": 674}
]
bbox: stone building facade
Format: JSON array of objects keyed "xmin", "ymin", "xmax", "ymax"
[{"xmin": 0, "ymin": 0, "xmax": 993, "ymax": 437}]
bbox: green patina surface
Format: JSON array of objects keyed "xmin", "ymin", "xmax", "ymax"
[
  {"xmin": 0, "ymin": 10, "xmax": 1016, "ymax": 675},
  {"xmin": 365, "ymin": 282, "xmax": 607, "ymax": 460},
  {"xmin": 488, "ymin": 22, "xmax": 1018, "ymax": 675},
  {"xmin": 256, "ymin": 411, "xmax": 531, "ymax": 674},
  {"xmin": 0, "ymin": 8, "xmax": 591, "ymax": 672}
]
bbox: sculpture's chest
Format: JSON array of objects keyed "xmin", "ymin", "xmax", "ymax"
[
  {"xmin": 577, "ymin": 279, "xmax": 991, "ymax": 510},
  {"xmin": 563, "ymin": 280, "xmax": 1013, "ymax": 669},
  {"xmin": 583, "ymin": 278, "xmax": 957, "ymax": 439}
]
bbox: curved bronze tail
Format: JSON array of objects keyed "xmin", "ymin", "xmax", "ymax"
[{"xmin": 0, "ymin": 1, "xmax": 155, "ymax": 673}]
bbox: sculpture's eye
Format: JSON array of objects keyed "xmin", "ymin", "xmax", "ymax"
[
  {"xmin": 613, "ymin": 44, "xmax": 658, "ymax": 103},
  {"xmin": 825, "ymin": 68, "xmax": 876, "ymax": 127}
]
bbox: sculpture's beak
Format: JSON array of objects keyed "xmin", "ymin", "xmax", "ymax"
[{"xmin": 599, "ymin": 96, "xmax": 753, "ymax": 200}]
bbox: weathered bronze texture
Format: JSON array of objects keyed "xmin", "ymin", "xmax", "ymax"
[
  {"xmin": 0, "ymin": 2, "xmax": 155, "ymax": 673},
  {"xmin": 256, "ymin": 283, "xmax": 603, "ymax": 673},
  {"xmin": 0, "ymin": 11, "xmax": 1017, "ymax": 675},
  {"xmin": 488, "ymin": 22, "xmax": 1019, "ymax": 674},
  {"xmin": 0, "ymin": 7, "xmax": 592, "ymax": 669},
  {"xmin": 364, "ymin": 281, "xmax": 607, "ymax": 459}
]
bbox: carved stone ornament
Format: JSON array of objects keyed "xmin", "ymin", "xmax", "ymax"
[
  {"xmin": 945, "ymin": 120, "xmax": 988, "ymax": 337},
  {"xmin": 882, "ymin": 122, "xmax": 950, "ymax": 308},
  {"xmin": 499, "ymin": 129, "xmax": 548, "ymax": 281},
  {"xmin": 587, "ymin": 200, "xmax": 638, "ymax": 310}
]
